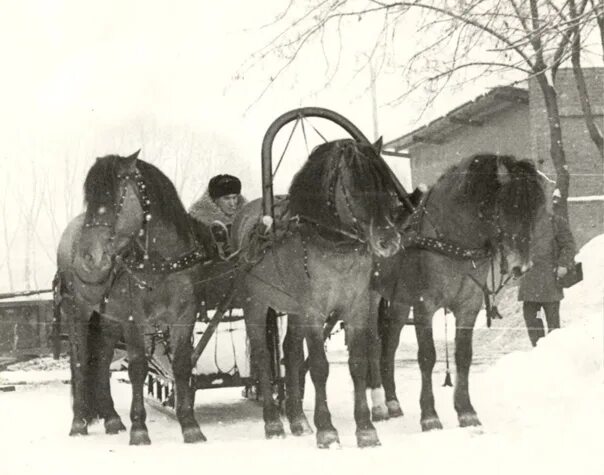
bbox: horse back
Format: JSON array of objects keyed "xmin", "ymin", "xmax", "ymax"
[{"xmin": 231, "ymin": 195, "xmax": 290, "ymax": 252}]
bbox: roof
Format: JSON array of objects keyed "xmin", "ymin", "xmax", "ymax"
[{"xmin": 385, "ymin": 86, "xmax": 528, "ymax": 152}]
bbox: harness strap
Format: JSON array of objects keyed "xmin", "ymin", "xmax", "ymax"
[
  {"xmin": 402, "ymin": 234, "xmax": 492, "ymax": 261},
  {"xmin": 122, "ymin": 246, "xmax": 209, "ymax": 274}
]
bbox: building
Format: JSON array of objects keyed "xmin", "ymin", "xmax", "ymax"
[{"xmin": 385, "ymin": 68, "xmax": 604, "ymax": 247}]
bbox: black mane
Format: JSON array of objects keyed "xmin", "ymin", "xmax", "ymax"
[
  {"xmin": 288, "ymin": 139, "xmax": 395, "ymax": 229},
  {"xmin": 83, "ymin": 155, "xmax": 192, "ymax": 241},
  {"xmin": 445, "ymin": 153, "xmax": 545, "ymax": 252}
]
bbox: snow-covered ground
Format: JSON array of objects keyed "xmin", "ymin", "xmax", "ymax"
[{"xmin": 1, "ymin": 236, "xmax": 602, "ymax": 475}]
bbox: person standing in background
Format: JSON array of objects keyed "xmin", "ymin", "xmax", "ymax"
[{"xmin": 518, "ymin": 193, "xmax": 577, "ymax": 346}]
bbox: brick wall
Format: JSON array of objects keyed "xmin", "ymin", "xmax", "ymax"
[
  {"xmin": 404, "ymin": 68, "xmax": 603, "ymax": 248},
  {"xmin": 529, "ymin": 68, "xmax": 604, "ymax": 197}
]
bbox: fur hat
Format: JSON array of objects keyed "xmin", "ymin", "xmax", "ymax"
[{"xmin": 208, "ymin": 174, "xmax": 241, "ymax": 200}]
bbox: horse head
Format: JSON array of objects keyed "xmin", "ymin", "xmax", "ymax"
[
  {"xmin": 459, "ymin": 154, "xmax": 545, "ymax": 277},
  {"xmin": 288, "ymin": 138, "xmax": 401, "ymax": 258},
  {"xmin": 76, "ymin": 150, "xmax": 149, "ymax": 283}
]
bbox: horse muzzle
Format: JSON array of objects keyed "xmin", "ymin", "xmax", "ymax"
[
  {"xmin": 370, "ymin": 229, "xmax": 401, "ymax": 258},
  {"xmin": 74, "ymin": 251, "xmax": 113, "ymax": 285}
]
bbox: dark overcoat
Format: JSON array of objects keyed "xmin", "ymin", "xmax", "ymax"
[{"xmin": 518, "ymin": 212, "xmax": 576, "ymax": 302}]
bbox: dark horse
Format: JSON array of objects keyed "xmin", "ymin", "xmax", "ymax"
[
  {"xmin": 372, "ymin": 153, "xmax": 545, "ymax": 429},
  {"xmin": 56, "ymin": 150, "xmax": 217, "ymax": 444},
  {"xmin": 231, "ymin": 138, "xmax": 401, "ymax": 448}
]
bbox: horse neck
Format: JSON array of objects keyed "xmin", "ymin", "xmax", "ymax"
[
  {"xmin": 424, "ymin": 181, "xmax": 491, "ymax": 248},
  {"xmin": 144, "ymin": 216, "xmax": 194, "ymax": 259}
]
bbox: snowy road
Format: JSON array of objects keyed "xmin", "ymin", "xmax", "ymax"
[{"xmin": 1, "ymin": 235, "xmax": 603, "ymax": 475}]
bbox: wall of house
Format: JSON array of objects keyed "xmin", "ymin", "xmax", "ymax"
[
  {"xmin": 403, "ymin": 69, "xmax": 603, "ymax": 248},
  {"xmin": 529, "ymin": 68, "xmax": 604, "ymax": 247},
  {"xmin": 569, "ymin": 200, "xmax": 604, "ymax": 248},
  {"xmin": 529, "ymin": 68, "xmax": 604, "ymax": 198},
  {"xmin": 408, "ymin": 105, "xmax": 531, "ymax": 187}
]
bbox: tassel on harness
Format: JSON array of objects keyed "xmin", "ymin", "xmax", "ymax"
[{"xmin": 442, "ymin": 308, "xmax": 453, "ymax": 387}]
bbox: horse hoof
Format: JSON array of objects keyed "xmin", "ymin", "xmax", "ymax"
[
  {"xmin": 129, "ymin": 429, "xmax": 151, "ymax": 446},
  {"xmin": 356, "ymin": 428, "xmax": 381, "ymax": 448},
  {"xmin": 183, "ymin": 426, "xmax": 207, "ymax": 444},
  {"xmin": 105, "ymin": 416, "xmax": 126, "ymax": 435},
  {"xmin": 316, "ymin": 430, "xmax": 340, "ymax": 449},
  {"xmin": 371, "ymin": 405, "xmax": 390, "ymax": 422},
  {"xmin": 265, "ymin": 421, "xmax": 286, "ymax": 439},
  {"xmin": 421, "ymin": 417, "xmax": 443, "ymax": 432},
  {"xmin": 386, "ymin": 400, "xmax": 404, "ymax": 418},
  {"xmin": 290, "ymin": 417, "xmax": 313, "ymax": 436},
  {"xmin": 459, "ymin": 413, "xmax": 482, "ymax": 428},
  {"xmin": 69, "ymin": 419, "xmax": 88, "ymax": 436}
]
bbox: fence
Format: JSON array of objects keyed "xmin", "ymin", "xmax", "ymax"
[{"xmin": 0, "ymin": 297, "xmax": 61, "ymax": 358}]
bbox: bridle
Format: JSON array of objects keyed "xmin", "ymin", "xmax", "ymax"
[
  {"xmin": 83, "ymin": 168, "xmax": 153, "ymax": 260},
  {"xmin": 83, "ymin": 166, "xmax": 207, "ymax": 277}
]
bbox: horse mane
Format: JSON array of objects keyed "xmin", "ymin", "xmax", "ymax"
[
  {"xmin": 288, "ymin": 139, "xmax": 394, "ymax": 229},
  {"xmin": 443, "ymin": 153, "xmax": 544, "ymax": 250},
  {"xmin": 84, "ymin": 155, "xmax": 192, "ymax": 241}
]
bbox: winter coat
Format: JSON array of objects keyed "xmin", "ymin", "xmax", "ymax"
[
  {"xmin": 518, "ymin": 212, "xmax": 576, "ymax": 302},
  {"xmin": 188, "ymin": 191, "xmax": 247, "ymax": 228}
]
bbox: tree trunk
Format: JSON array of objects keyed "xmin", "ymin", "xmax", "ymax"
[
  {"xmin": 592, "ymin": 0, "xmax": 604, "ymax": 60},
  {"xmin": 570, "ymin": 1, "xmax": 604, "ymax": 157},
  {"xmin": 536, "ymin": 74, "xmax": 571, "ymax": 220}
]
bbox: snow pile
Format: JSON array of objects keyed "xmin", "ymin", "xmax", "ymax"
[
  {"xmin": 562, "ymin": 233, "xmax": 604, "ymax": 323},
  {"xmin": 472, "ymin": 234, "xmax": 604, "ymax": 473},
  {"xmin": 481, "ymin": 233, "xmax": 603, "ymax": 410},
  {"xmin": 5, "ymin": 355, "xmax": 70, "ymax": 372}
]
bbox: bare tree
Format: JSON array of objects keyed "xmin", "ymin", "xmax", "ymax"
[
  {"xmin": 568, "ymin": 0, "xmax": 604, "ymax": 156},
  {"xmin": 1, "ymin": 182, "xmax": 20, "ymax": 292},
  {"xmin": 245, "ymin": 0, "xmax": 602, "ymax": 218},
  {"xmin": 591, "ymin": 0, "xmax": 604, "ymax": 57}
]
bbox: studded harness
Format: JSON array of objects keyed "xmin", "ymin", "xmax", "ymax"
[{"xmin": 401, "ymin": 189, "xmax": 515, "ymax": 326}]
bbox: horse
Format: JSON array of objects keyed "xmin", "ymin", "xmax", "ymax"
[
  {"xmin": 372, "ymin": 153, "xmax": 545, "ymax": 430},
  {"xmin": 230, "ymin": 138, "xmax": 402, "ymax": 448},
  {"xmin": 56, "ymin": 150, "xmax": 219, "ymax": 445}
]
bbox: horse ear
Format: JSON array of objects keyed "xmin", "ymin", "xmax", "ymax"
[
  {"xmin": 496, "ymin": 159, "xmax": 511, "ymax": 185},
  {"xmin": 123, "ymin": 149, "xmax": 140, "ymax": 172},
  {"xmin": 372, "ymin": 137, "xmax": 383, "ymax": 155}
]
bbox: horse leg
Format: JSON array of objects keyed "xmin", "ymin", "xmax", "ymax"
[
  {"xmin": 172, "ymin": 322, "xmax": 206, "ymax": 444},
  {"xmin": 368, "ymin": 294, "xmax": 388, "ymax": 422},
  {"xmin": 123, "ymin": 322, "xmax": 150, "ymax": 445},
  {"xmin": 283, "ymin": 314, "xmax": 312, "ymax": 436},
  {"xmin": 378, "ymin": 300, "xmax": 409, "ymax": 418},
  {"xmin": 94, "ymin": 315, "xmax": 126, "ymax": 435},
  {"xmin": 84, "ymin": 312, "xmax": 101, "ymax": 423},
  {"xmin": 453, "ymin": 311, "xmax": 481, "ymax": 428},
  {"xmin": 245, "ymin": 300, "xmax": 285, "ymax": 439},
  {"xmin": 347, "ymin": 322, "xmax": 381, "ymax": 448},
  {"xmin": 306, "ymin": 326, "xmax": 339, "ymax": 448},
  {"xmin": 66, "ymin": 301, "xmax": 90, "ymax": 436},
  {"xmin": 414, "ymin": 304, "xmax": 442, "ymax": 431}
]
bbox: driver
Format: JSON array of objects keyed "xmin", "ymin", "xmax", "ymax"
[{"xmin": 189, "ymin": 174, "xmax": 247, "ymax": 256}]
